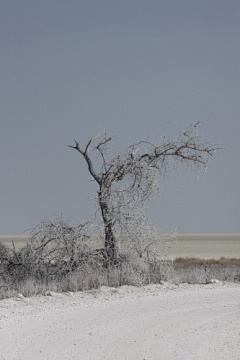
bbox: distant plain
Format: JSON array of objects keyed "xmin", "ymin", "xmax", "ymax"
[{"xmin": 1, "ymin": 233, "xmax": 240, "ymax": 259}]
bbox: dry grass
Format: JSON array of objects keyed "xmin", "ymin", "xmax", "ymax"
[
  {"xmin": 1, "ymin": 233, "xmax": 240, "ymax": 301},
  {"xmin": 172, "ymin": 257, "xmax": 240, "ymax": 284},
  {"xmin": 0, "ymin": 257, "xmax": 157, "ymax": 300},
  {"xmin": 174, "ymin": 257, "xmax": 240, "ymax": 267}
]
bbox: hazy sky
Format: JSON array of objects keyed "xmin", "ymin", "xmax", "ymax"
[{"xmin": 1, "ymin": 0, "xmax": 239, "ymax": 235}]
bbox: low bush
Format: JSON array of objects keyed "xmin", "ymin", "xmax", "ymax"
[
  {"xmin": 172, "ymin": 257, "xmax": 240, "ymax": 284},
  {"xmin": 0, "ymin": 239, "xmax": 172, "ymax": 300},
  {"xmin": 1, "ymin": 220, "xmax": 239, "ymax": 300}
]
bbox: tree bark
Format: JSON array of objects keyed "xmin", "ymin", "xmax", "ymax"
[{"xmin": 98, "ymin": 186, "xmax": 117, "ymax": 266}]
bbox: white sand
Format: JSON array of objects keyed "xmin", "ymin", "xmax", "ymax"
[{"xmin": 1, "ymin": 282, "xmax": 240, "ymax": 360}]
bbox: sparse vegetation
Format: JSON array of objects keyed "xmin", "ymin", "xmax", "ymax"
[
  {"xmin": 0, "ymin": 126, "xmax": 225, "ymax": 299},
  {"xmin": 1, "ymin": 224, "xmax": 239, "ymax": 300},
  {"xmin": 172, "ymin": 257, "xmax": 240, "ymax": 284},
  {"xmin": 0, "ymin": 218, "xmax": 171, "ymax": 300}
]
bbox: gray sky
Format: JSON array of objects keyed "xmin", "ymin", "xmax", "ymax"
[{"xmin": 1, "ymin": 0, "xmax": 239, "ymax": 235}]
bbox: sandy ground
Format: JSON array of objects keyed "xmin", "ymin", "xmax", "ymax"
[{"xmin": 0, "ymin": 282, "xmax": 240, "ymax": 360}]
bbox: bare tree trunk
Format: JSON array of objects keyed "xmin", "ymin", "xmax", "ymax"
[{"xmin": 98, "ymin": 187, "xmax": 117, "ymax": 266}]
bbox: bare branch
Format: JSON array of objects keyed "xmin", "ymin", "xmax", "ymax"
[
  {"xmin": 85, "ymin": 131, "xmax": 103, "ymax": 155},
  {"xmin": 68, "ymin": 137, "xmax": 102, "ymax": 185},
  {"xmin": 68, "ymin": 123, "xmax": 222, "ymax": 264}
]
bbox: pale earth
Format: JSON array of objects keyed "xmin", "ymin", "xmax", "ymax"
[{"xmin": 0, "ymin": 282, "xmax": 240, "ymax": 360}]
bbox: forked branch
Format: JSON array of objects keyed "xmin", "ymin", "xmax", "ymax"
[{"xmin": 68, "ymin": 123, "xmax": 221, "ymax": 264}]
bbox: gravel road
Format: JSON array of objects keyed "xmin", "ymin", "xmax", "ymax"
[{"xmin": 1, "ymin": 282, "xmax": 240, "ymax": 360}]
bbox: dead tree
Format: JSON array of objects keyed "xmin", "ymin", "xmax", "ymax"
[{"xmin": 68, "ymin": 123, "xmax": 221, "ymax": 266}]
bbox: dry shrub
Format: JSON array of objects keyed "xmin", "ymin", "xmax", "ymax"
[
  {"xmin": 1, "ymin": 219, "xmax": 239, "ymax": 300},
  {"xmin": 172, "ymin": 257, "xmax": 240, "ymax": 284},
  {"xmin": 147, "ymin": 260, "xmax": 174, "ymax": 283},
  {"xmin": 0, "ymin": 219, "xmax": 103, "ymax": 287},
  {"xmin": 0, "ymin": 235, "xmax": 173, "ymax": 299}
]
